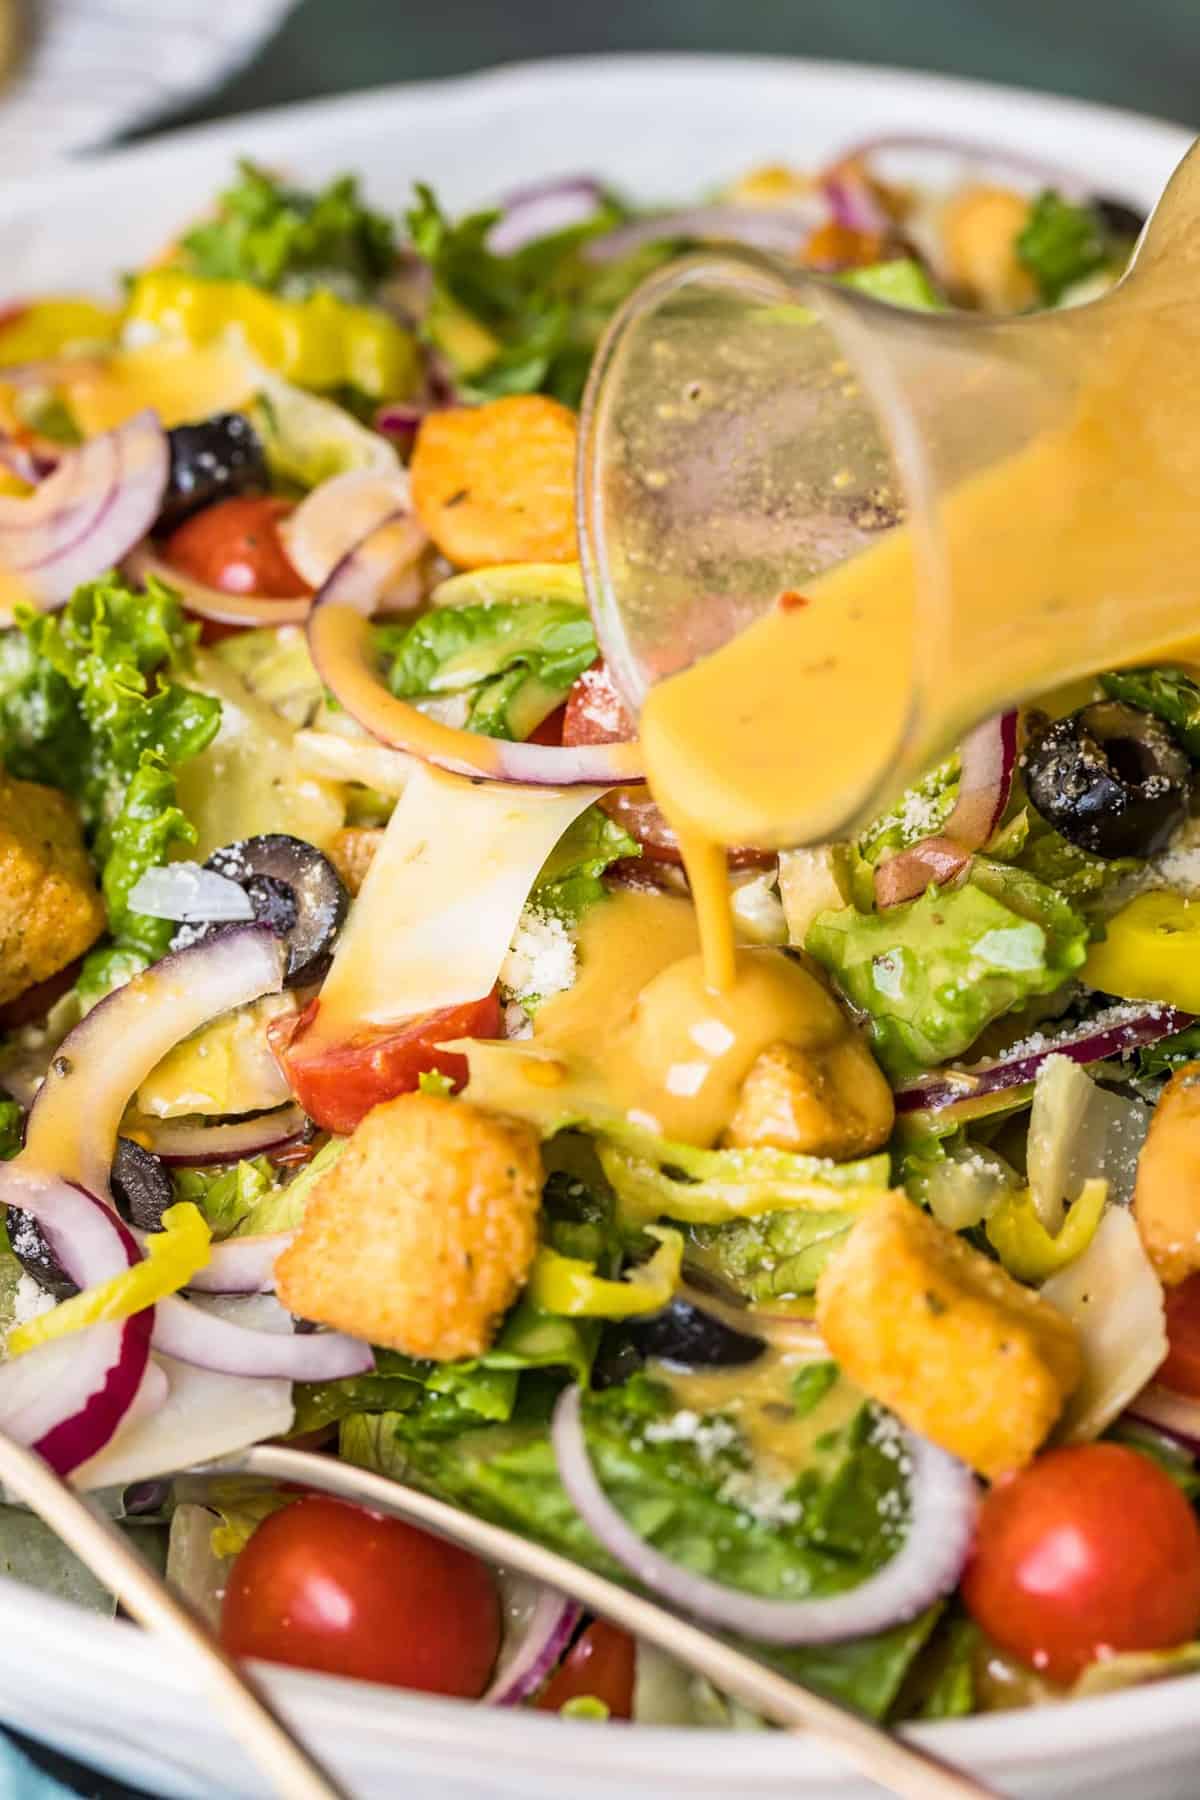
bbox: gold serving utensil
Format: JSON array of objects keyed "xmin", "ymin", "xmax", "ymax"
[
  {"xmin": 196, "ymin": 1442, "xmax": 1007, "ymax": 1800},
  {"xmin": 0, "ymin": 1429, "xmax": 348, "ymax": 1800}
]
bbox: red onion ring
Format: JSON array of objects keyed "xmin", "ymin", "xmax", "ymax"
[
  {"xmin": 1126, "ymin": 1383, "xmax": 1200, "ymax": 1452},
  {"xmin": 583, "ymin": 206, "xmax": 824, "ymax": 266},
  {"xmin": 182, "ymin": 1232, "xmax": 294, "ymax": 1295},
  {"xmin": 307, "ymin": 517, "xmax": 645, "ymax": 788},
  {"xmin": 828, "ymin": 134, "xmax": 1093, "ymax": 202},
  {"xmin": 124, "ymin": 543, "xmax": 312, "ymax": 628},
  {"xmin": 0, "ymin": 410, "xmax": 167, "ymax": 620},
  {"xmin": 280, "ymin": 470, "xmax": 426, "ymax": 602},
  {"xmin": 551, "ymin": 1386, "xmax": 977, "ymax": 1644},
  {"xmin": 151, "ymin": 1294, "xmax": 370, "ymax": 1379},
  {"xmin": 894, "ymin": 1001, "xmax": 1192, "ymax": 1123},
  {"xmin": 489, "ymin": 177, "xmax": 609, "ymax": 255},
  {"xmin": 822, "ymin": 166, "xmax": 893, "ymax": 238},
  {"xmin": 482, "ymin": 1577, "xmax": 583, "ymax": 1706},
  {"xmin": 874, "ymin": 711, "xmax": 1017, "ymax": 908},
  {"xmin": 143, "ymin": 1103, "xmax": 308, "ymax": 1167}
]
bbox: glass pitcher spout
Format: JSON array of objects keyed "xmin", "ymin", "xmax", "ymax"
[{"xmin": 577, "ymin": 140, "xmax": 1200, "ymax": 851}]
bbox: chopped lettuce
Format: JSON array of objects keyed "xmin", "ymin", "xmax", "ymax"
[
  {"xmin": 0, "ymin": 575, "xmax": 221, "ymax": 1002},
  {"xmin": 1015, "ymin": 812, "xmax": 1140, "ymax": 904},
  {"xmin": 806, "ymin": 865, "xmax": 1089, "ymax": 1079},
  {"xmin": 1099, "ymin": 666, "xmax": 1200, "ymax": 759},
  {"xmin": 0, "ymin": 1095, "xmax": 21, "ymax": 1161},
  {"xmin": 839, "ymin": 259, "xmax": 946, "ymax": 311},
  {"xmin": 174, "ymin": 1138, "xmax": 345, "ymax": 1240},
  {"xmin": 378, "ymin": 597, "xmax": 596, "ymax": 742},
  {"xmin": 180, "ymin": 160, "xmax": 395, "ymax": 302},
  {"xmin": 1016, "ymin": 191, "xmax": 1110, "ymax": 304},
  {"xmin": 342, "ymin": 1378, "xmax": 938, "ymax": 1717},
  {"xmin": 407, "ymin": 183, "xmax": 669, "ymax": 407},
  {"xmin": 686, "ymin": 1208, "xmax": 861, "ymax": 1300},
  {"xmin": 530, "ymin": 806, "xmax": 638, "ymax": 924},
  {"xmin": 1137, "ymin": 1019, "xmax": 1200, "ymax": 1081},
  {"xmin": 856, "ymin": 754, "xmax": 959, "ymax": 866}
]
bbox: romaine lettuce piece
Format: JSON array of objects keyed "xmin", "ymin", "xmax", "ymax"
[
  {"xmin": 806, "ymin": 868, "xmax": 1089, "ymax": 1079},
  {"xmin": 1016, "ymin": 191, "xmax": 1110, "ymax": 304},
  {"xmin": 686, "ymin": 1207, "xmax": 861, "ymax": 1300},
  {"xmin": 530, "ymin": 806, "xmax": 638, "ymax": 924},
  {"xmin": 1099, "ymin": 666, "xmax": 1200, "ymax": 760},
  {"xmin": 378, "ymin": 597, "xmax": 597, "ymax": 742}
]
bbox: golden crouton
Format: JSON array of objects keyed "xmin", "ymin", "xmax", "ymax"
[
  {"xmin": 816, "ymin": 1191, "xmax": 1081, "ymax": 1479},
  {"xmin": 1134, "ymin": 1062, "xmax": 1200, "ymax": 1284},
  {"xmin": 723, "ymin": 1036, "xmax": 894, "ymax": 1160},
  {"xmin": 275, "ymin": 1092, "xmax": 542, "ymax": 1360},
  {"xmin": 940, "ymin": 185, "xmax": 1038, "ymax": 311},
  {"xmin": 0, "ymin": 773, "xmax": 105, "ymax": 1006},
  {"xmin": 327, "ymin": 826, "xmax": 383, "ymax": 897}
]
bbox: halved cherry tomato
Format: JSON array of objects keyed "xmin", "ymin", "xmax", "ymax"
[
  {"xmin": 527, "ymin": 703, "xmax": 567, "ymax": 747},
  {"xmin": 162, "ymin": 496, "xmax": 311, "ymax": 599},
  {"xmin": 961, "ymin": 1444, "xmax": 1200, "ymax": 1684},
  {"xmin": 1159, "ymin": 1274, "xmax": 1200, "ymax": 1397},
  {"xmin": 269, "ymin": 990, "xmax": 504, "ymax": 1135},
  {"xmin": 537, "ymin": 1620, "xmax": 636, "ymax": 1719},
  {"xmin": 220, "ymin": 1496, "xmax": 500, "ymax": 1697}
]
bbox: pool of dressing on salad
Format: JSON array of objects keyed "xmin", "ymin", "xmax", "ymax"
[{"xmin": 638, "ymin": 248, "xmax": 1200, "ymax": 998}]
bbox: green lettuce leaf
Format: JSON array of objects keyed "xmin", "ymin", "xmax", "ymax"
[
  {"xmin": 0, "ymin": 1094, "xmax": 21, "ymax": 1161},
  {"xmin": 173, "ymin": 1138, "xmax": 347, "ymax": 1240},
  {"xmin": 1099, "ymin": 667, "xmax": 1200, "ymax": 759},
  {"xmin": 180, "ymin": 160, "xmax": 395, "ymax": 301},
  {"xmin": 0, "ymin": 575, "xmax": 221, "ymax": 1002},
  {"xmin": 378, "ymin": 598, "xmax": 597, "ymax": 742},
  {"xmin": 597, "ymin": 1132, "xmax": 891, "ymax": 1229},
  {"xmin": 686, "ymin": 1208, "xmax": 862, "ymax": 1300},
  {"xmin": 530, "ymin": 806, "xmax": 638, "ymax": 924},
  {"xmin": 839, "ymin": 259, "xmax": 946, "ymax": 310},
  {"xmin": 1137, "ymin": 1020, "xmax": 1200, "ymax": 1082},
  {"xmin": 856, "ymin": 754, "xmax": 959, "ymax": 867},
  {"xmin": 1016, "ymin": 191, "xmax": 1110, "ymax": 303},
  {"xmin": 806, "ymin": 864, "xmax": 1089, "ymax": 1078},
  {"xmin": 341, "ymin": 1377, "xmax": 938, "ymax": 1718}
]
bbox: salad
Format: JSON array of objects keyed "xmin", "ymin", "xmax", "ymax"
[{"xmin": 0, "ymin": 141, "xmax": 1195, "ymax": 1733}]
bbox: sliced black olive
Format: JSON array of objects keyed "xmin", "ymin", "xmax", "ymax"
[
  {"xmin": 613, "ymin": 1297, "xmax": 767, "ymax": 1369},
  {"xmin": 1024, "ymin": 699, "xmax": 1191, "ymax": 859},
  {"xmin": 1094, "ymin": 197, "xmax": 1147, "ymax": 242},
  {"xmin": 8, "ymin": 1138, "xmax": 172, "ymax": 1299},
  {"xmin": 177, "ymin": 835, "xmax": 349, "ymax": 988},
  {"xmin": 158, "ymin": 413, "xmax": 269, "ymax": 531}
]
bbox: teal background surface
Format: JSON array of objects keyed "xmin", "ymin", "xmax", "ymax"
[{"xmin": 156, "ymin": 0, "xmax": 1200, "ymax": 135}]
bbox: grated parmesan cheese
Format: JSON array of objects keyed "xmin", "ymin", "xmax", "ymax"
[
  {"xmin": 8, "ymin": 1273, "xmax": 56, "ymax": 1340},
  {"xmin": 499, "ymin": 906, "xmax": 577, "ymax": 1014}
]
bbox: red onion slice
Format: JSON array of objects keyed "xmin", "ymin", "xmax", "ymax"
[
  {"xmin": 583, "ymin": 206, "xmax": 824, "ymax": 266},
  {"xmin": 551, "ymin": 1386, "xmax": 977, "ymax": 1645},
  {"xmin": 828, "ymin": 134, "xmax": 1093, "ymax": 202},
  {"xmin": 489, "ymin": 177, "xmax": 609, "ymax": 255},
  {"xmin": 308, "ymin": 520, "xmax": 644, "ymax": 788},
  {"xmin": 144, "ymin": 1103, "xmax": 308, "ymax": 1167},
  {"xmin": 894, "ymin": 1001, "xmax": 1192, "ymax": 1121},
  {"xmin": 0, "ymin": 411, "xmax": 168, "ymax": 620},
  {"xmin": 124, "ymin": 543, "xmax": 312, "ymax": 628},
  {"xmin": 1126, "ymin": 1383, "xmax": 1200, "ymax": 1452},
  {"xmin": 182, "ymin": 1232, "xmax": 294, "ymax": 1294},
  {"xmin": 22, "ymin": 925, "xmax": 287, "ymax": 1199},
  {"xmin": 874, "ymin": 712, "xmax": 1016, "ymax": 908},
  {"xmin": 482, "ymin": 1575, "xmax": 583, "ymax": 1706},
  {"xmin": 822, "ymin": 165, "xmax": 892, "ymax": 238},
  {"xmin": 874, "ymin": 836, "xmax": 972, "ymax": 909},
  {"xmin": 151, "ymin": 1294, "xmax": 370, "ymax": 1379},
  {"xmin": 280, "ymin": 470, "xmax": 426, "ymax": 599}
]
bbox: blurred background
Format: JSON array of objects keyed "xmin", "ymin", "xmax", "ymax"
[{"xmin": 157, "ymin": 0, "xmax": 1198, "ymax": 135}]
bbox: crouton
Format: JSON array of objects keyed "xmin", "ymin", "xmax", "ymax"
[
  {"xmin": 1134, "ymin": 1061, "xmax": 1200, "ymax": 1284},
  {"xmin": 816, "ymin": 1191, "xmax": 1081, "ymax": 1478},
  {"xmin": 940, "ymin": 185, "xmax": 1038, "ymax": 311},
  {"xmin": 327, "ymin": 826, "xmax": 383, "ymax": 897},
  {"xmin": 274, "ymin": 1091, "xmax": 542, "ymax": 1360},
  {"xmin": 410, "ymin": 395, "xmax": 578, "ymax": 569},
  {"xmin": 0, "ymin": 773, "xmax": 104, "ymax": 1006},
  {"xmin": 723, "ymin": 1036, "xmax": 894, "ymax": 1160}
]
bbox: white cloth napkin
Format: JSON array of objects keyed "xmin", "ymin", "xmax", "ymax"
[{"xmin": 0, "ymin": 0, "xmax": 295, "ymax": 174}]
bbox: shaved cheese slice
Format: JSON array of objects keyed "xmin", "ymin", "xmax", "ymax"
[
  {"xmin": 315, "ymin": 763, "xmax": 606, "ymax": 1033},
  {"xmin": 72, "ymin": 1297, "xmax": 294, "ymax": 1490},
  {"xmin": 1043, "ymin": 1207, "xmax": 1166, "ymax": 1443}
]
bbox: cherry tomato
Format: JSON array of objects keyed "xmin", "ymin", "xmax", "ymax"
[
  {"xmin": 1159, "ymin": 1274, "xmax": 1200, "ymax": 1396},
  {"xmin": 961, "ymin": 1444, "xmax": 1200, "ymax": 1684},
  {"xmin": 220, "ymin": 1496, "xmax": 500, "ymax": 1696},
  {"xmin": 527, "ymin": 703, "xmax": 567, "ymax": 747},
  {"xmin": 162, "ymin": 497, "xmax": 310, "ymax": 598},
  {"xmin": 269, "ymin": 990, "xmax": 504, "ymax": 1135},
  {"xmin": 537, "ymin": 1620, "xmax": 636, "ymax": 1719}
]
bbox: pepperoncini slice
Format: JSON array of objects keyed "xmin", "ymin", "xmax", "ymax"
[{"xmin": 527, "ymin": 1226, "xmax": 683, "ymax": 1319}]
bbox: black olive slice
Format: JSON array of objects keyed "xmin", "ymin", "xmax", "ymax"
[
  {"xmin": 614, "ymin": 1297, "xmax": 767, "ymax": 1370},
  {"xmin": 158, "ymin": 413, "xmax": 270, "ymax": 531},
  {"xmin": 1023, "ymin": 700, "xmax": 1191, "ymax": 860},
  {"xmin": 9, "ymin": 1138, "xmax": 173, "ymax": 1299},
  {"xmin": 188, "ymin": 835, "xmax": 349, "ymax": 988}
]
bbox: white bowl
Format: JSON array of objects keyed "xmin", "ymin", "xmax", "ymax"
[{"xmin": 0, "ymin": 53, "xmax": 1192, "ymax": 1800}]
